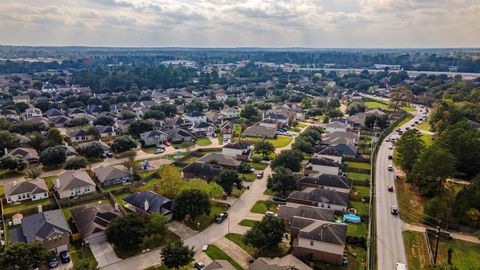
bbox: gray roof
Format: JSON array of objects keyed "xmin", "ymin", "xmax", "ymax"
[
  {"xmin": 223, "ymin": 141, "xmax": 251, "ymax": 150},
  {"xmin": 298, "ymin": 220, "xmax": 347, "ymax": 246},
  {"xmin": 9, "ymin": 147, "xmax": 39, "ymax": 161},
  {"xmin": 278, "ymin": 203, "xmax": 335, "ymax": 222},
  {"xmin": 198, "ymin": 153, "xmax": 241, "ymax": 168},
  {"xmin": 205, "ymin": 260, "xmax": 236, "ymax": 270},
  {"xmin": 288, "ymin": 188, "xmax": 350, "ymax": 207},
  {"xmin": 19, "ymin": 209, "xmax": 71, "ymax": 243},
  {"xmin": 94, "ymin": 165, "xmax": 132, "ymax": 183},
  {"xmin": 299, "ymin": 174, "xmax": 352, "ymax": 190},
  {"xmin": 249, "ymin": 255, "xmax": 312, "ymax": 270},
  {"xmin": 243, "ymin": 125, "xmax": 276, "ymax": 138},
  {"xmin": 308, "ymin": 157, "xmax": 341, "ymax": 167},
  {"xmin": 71, "ymin": 204, "xmax": 119, "ymax": 240},
  {"xmin": 78, "ymin": 140, "xmax": 111, "ymax": 151},
  {"xmin": 58, "ymin": 170, "xmax": 95, "ymax": 192},
  {"xmin": 123, "ymin": 190, "xmax": 173, "ymax": 215},
  {"xmin": 4, "ymin": 178, "xmax": 48, "ymax": 197}
]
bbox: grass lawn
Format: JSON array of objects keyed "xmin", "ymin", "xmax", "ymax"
[
  {"xmin": 226, "ymin": 233, "xmax": 256, "ymax": 255},
  {"xmin": 185, "ymin": 202, "xmax": 230, "ymax": 231},
  {"xmin": 42, "ymin": 175, "xmax": 58, "ymax": 190},
  {"xmin": 429, "ymin": 237, "xmax": 480, "ymax": 269},
  {"xmin": 364, "ymin": 101, "xmax": 388, "ymax": 109},
  {"xmin": 420, "ymin": 134, "xmax": 433, "ymax": 146},
  {"xmin": 225, "ymin": 233, "xmax": 289, "ymax": 259},
  {"xmin": 394, "ymin": 176, "xmax": 426, "ymax": 225},
  {"xmin": 234, "ymin": 124, "xmax": 242, "ymax": 136},
  {"xmin": 417, "ymin": 119, "xmax": 431, "ymax": 132},
  {"xmin": 344, "ymin": 161, "xmax": 371, "ymax": 170},
  {"xmin": 353, "ymin": 186, "xmax": 370, "ymax": 197},
  {"xmin": 347, "ymin": 222, "xmax": 368, "ymax": 237},
  {"xmin": 240, "ymin": 173, "xmax": 256, "ymax": 182},
  {"xmin": 263, "ymin": 188, "xmax": 275, "ymax": 195},
  {"xmin": 204, "ymin": 245, "xmax": 243, "ymax": 270},
  {"xmin": 0, "ymin": 185, "xmax": 4, "ymax": 196},
  {"xmin": 244, "ymin": 136, "xmax": 293, "ymax": 148},
  {"xmin": 403, "ymin": 231, "xmax": 431, "ymax": 270},
  {"xmin": 250, "ymin": 200, "xmax": 278, "ymax": 214},
  {"xmin": 346, "ymin": 172, "xmax": 370, "ymax": 181},
  {"xmin": 395, "ymin": 113, "xmax": 414, "ymax": 129},
  {"xmin": 113, "ymin": 192, "xmax": 130, "ymax": 206},
  {"xmin": 239, "ymin": 219, "xmax": 258, "ymax": 227},
  {"xmin": 349, "ymin": 201, "xmax": 369, "ymax": 216},
  {"xmin": 0, "ymin": 170, "xmax": 22, "ymax": 179},
  {"xmin": 3, "ymin": 197, "xmax": 57, "ymax": 215},
  {"xmin": 70, "ymin": 241, "xmax": 98, "ymax": 269},
  {"xmin": 216, "ymin": 133, "xmax": 224, "ymax": 145},
  {"xmin": 401, "ymin": 106, "xmax": 417, "ymax": 112},
  {"xmin": 196, "ymin": 137, "xmax": 212, "ymax": 146},
  {"xmin": 172, "ymin": 141, "xmax": 195, "ymax": 149},
  {"xmin": 114, "ymin": 229, "xmax": 180, "ymax": 259},
  {"xmin": 248, "ymin": 162, "xmax": 268, "ymax": 170}
]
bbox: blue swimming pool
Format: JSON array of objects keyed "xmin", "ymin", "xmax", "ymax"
[{"xmin": 344, "ymin": 214, "xmax": 361, "ymax": 223}]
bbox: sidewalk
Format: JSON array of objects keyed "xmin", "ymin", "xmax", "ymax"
[
  {"xmin": 403, "ymin": 223, "xmax": 480, "ymax": 244},
  {"xmin": 214, "ymin": 237, "xmax": 254, "ymax": 269}
]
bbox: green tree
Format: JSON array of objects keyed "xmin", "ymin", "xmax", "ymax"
[
  {"xmin": 93, "ymin": 116, "xmax": 114, "ymax": 126},
  {"xmin": 244, "ymin": 216, "xmax": 286, "ymax": 252},
  {"xmin": 0, "ymin": 130, "xmax": 20, "ymax": 155},
  {"xmin": 146, "ymin": 212, "xmax": 168, "ymax": 236},
  {"xmin": 410, "ymin": 145, "xmax": 456, "ymax": 196},
  {"xmin": 128, "ymin": 120, "xmax": 153, "ymax": 137},
  {"xmin": 396, "ymin": 129, "xmax": 425, "ymax": 174},
  {"xmin": 224, "ymin": 98, "xmax": 238, "ymax": 107},
  {"xmin": 79, "ymin": 143, "xmax": 104, "ymax": 159},
  {"xmin": 255, "ymin": 140, "xmax": 275, "ymax": 156},
  {"xmin": 106, "ymin": 213, "xmax": 145, "ymax": 249},
  {"xmin": 0, "ymin": 241, "xmax": 49, "ymax": 270},
  {"xmin": 346, "ymin": 102, "xmax": 366, "ymax": 115},
  {"xmin": 121, "ymin": 110, "xmax": 137, "ymax": 120},
  {"xmin": 111, "ymin": 136, "xmax": 137, "ymax": 153},
  {"xmin": 271, "ymin": 150, "xmax": 303, "ymax": 172},
  {"xmin": 0, "ymin": 154, "xmax": 26, "ymax": 172},
  {"xmin": 292, "ymin": 137, "xmax": 314, "ymax": 153},
  {"xmin": 161, "ymin": 241, "xmax": 194, "ymax": 269},
  {"xmin": 173, "ymin": 189, "xmax": 211, "ymax": 220},
  {"xmin": 389, "ymin": 86, "xmax": 414, "ymax": 111},
  {"xmin": 240, "ymin": 104, "xmax": 259, "ymax": 120},
  {"xmin": 267, "ymin": 167, "xmax": 298, "ymax": 196},
  {"xmin": 143, "ymin": 109, "xmax": 166, "ymax": 120},
  {"xmin": 157, "ymin": 165, "xmax": 184, "ymax": 198},
  {"xmin": 64, "ymin": 156, "xmax": 88, "ymax": 170},
  {"xmin": 46, "ymin": 128, "xmax": 63, "ymax": 145},
  {"xmin": 424, "ymin": 196, "xmax": 451, "ymax": 224},
  {"xmin": 208, "ymin": 100, "xmax": 224, "ymax": 111},
  {"xmin": 301, "ymin": 97, "xmax": 313, "ymax": 109},
  {"xmin": 40, "ymin": 146, "xmax": 66, "ymax": 167},
  {"xmin": 217, "ymin": 170, "xmax": 242, "ymax": 195},
  {"xmin": 179, "ymin": 179, "xmax": 224, "ymax": 199}
]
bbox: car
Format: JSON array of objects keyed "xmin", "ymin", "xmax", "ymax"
[
  {"xmin": 202, "ymin": 245, "xmax": 208, "ymax": 251},
  {"xmin": 256, "ymin": 171, "xmax": 264, "ymax": 179},
  {"xmin": 397, "ymin": 130, "xmax": 403, "ymax": 135},
  {"xmin": 48, "ymin": 255, "xmax": 59, "ymax": 269},
  {"xmin": 388, "ymin": 144, "xmax": 394, "ymax": 150},
  {"xmin": 272, "ymin": 195, "xmax": 287, "ymax": 203},
  {"xmin": 215, "ymin": 212, "xmax": 228, "ymax": 224},
  {"xmin": 265, "ymin": 211, "xmax": 278, "ymax": 217},
  {"xmin": 388, "ymin": 185, "xmax": 394, "ymax": 192},
  {"xmin": 396, "ymin": 262, "xmax": 407, "ymax": 270},
  {"xmin": 414, "ymin": 121, "xmax": 419, "ymax": 124},
  {"xmin": 283, "ymin": 132, "xmax": 293, "ymax": 137},
  {"xmin": 153, "ymin": 148, "xmax": 165, "ymax": 154},
  {"xmin": 194, "ymin": 262, "xmax": 206, "ymax": 270},
  {"xmin": 385, "ymin": 137, "xmax": 390, "ymax": 142},
  {"xmin": 388, "ymin": 155, "xmax": 393, "ymax": 160},
  {"xmin": 391, "ymin": 206, "xmax": 399, "ymax": 215},
  {"xmin": 391, "ymin": 138, "xmax": 396, "ymax": 143},
  {"xmin": 262, "ymin": 156, "xmax": 271, "ymax": 161},
  {"xmin": 60, "ymin": 251, "xmax": 70, "ymax": 263},
  {"xmin": 388, "ymin": 165, "xmax": 393, "ymax": 171}
]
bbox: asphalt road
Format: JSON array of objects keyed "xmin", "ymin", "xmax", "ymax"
[{"xmin": 375, "ymin": 105, "xmax": 426, "ymax": 269}]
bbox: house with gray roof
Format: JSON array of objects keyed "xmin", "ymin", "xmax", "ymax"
[
  {"xmin": 278, "ymin": 203, "xmax": 335, "ymax": 223},
  {"xmin": 4, "ymin": 178, "xmax": 49, "ymax": 204},
  {"xmin": 56, "ymin": 170, "xmax": 96, "ymax": 199},
  {"xmin": 197, "ymin": 153, "xmax": 241, "ymax": 169},
  {"xmin": 140, "ymin": 130, "xmax": 168, "ymax": 146},
  {"xmin": 123, "ymin": 190, "xmax": 173, "ymax": 220},
  {"xmin": 9, "ymin": 209, "xmax": 71, "ymax": 254},
  {"xmin": 249, "ymin": 255, "xmax": 312, "ymax": 270},
  {"xmin": 94, "ymin": 165, "xmax": 134, "ymax": 187},
  {"xmin": 299, "ymin": 174, "xmax": 353, "ymax": 193},
  {"xmin": 182, "ymin": 162, "xmax": 223, "ymax": 180},
  {"xmin": 9, "ymin": 147, "xmax": 39, "ymax": 163},
  {"xmin": 243, "ymin": 124, "xmax": 276, "ymax": 139},
  {"xmin": 287, "ymin": 187, "xmax": 350, "ymax": 212},
  {"xmin": 205, "ymin": 260, "xmax": 236, "ymax": 270},
  {"xmin": 306, "ymin": 157, "xmax": 341, "ymax": 176},
  {"xmin": 71, "ymin": 203, "xmax": 120, "ymax": 243}
]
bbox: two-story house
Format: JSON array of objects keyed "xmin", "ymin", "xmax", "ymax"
[
  {"xmin": 140, "ymin": 130, "xmax": 168, "ymax": 146},
  {"xmin": 306, "ymin": 157, "xmax": 341, "ymax": 176},
  {"xmin": 222, "ymin": 142, "xmax": 252, "ymax": 161},
  {"xmin": 192, "ymin": 121, "xmax": 215, "ymax": 137},
  {"xmin": 325, "ymin": 121, "xmax": 348, "ymax": 134},
  {"xmin": 185, "ymin": 111, "xmax": 207, "ymax": 124},
  {"xmin": 56, "ymin": 170, "xmax": 96, "ymax": 199},
  {"xmin": 22, "ymin": 107, "xmax": 42, "ymax": 120}
]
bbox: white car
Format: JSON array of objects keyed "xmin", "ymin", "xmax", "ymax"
[
  {"xmin": 388, "ymin": 165, "xmax": 393, "ymax": 171},
  {"xmin": 202, "ymin": 245, "xmax": 208, "ymax": 251},
  {"xmin": 265, "ymin": 211, "xmax": 278, "ymax": 217},
  {"xmin": 388, "ymin": 144, "xmax": 394, "ymax": 150}
]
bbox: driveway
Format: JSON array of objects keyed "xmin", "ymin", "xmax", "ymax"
[
  {"xmin": 213, "ymin": 237, "xmax": 254, "ymax": 269},
  {"xmin": 167, "ymin": 221, "xmax": 198, "ymax": 240},
  {"xmin": 89, "ymin": 236, "xmax": 122, "ymax": 268}
]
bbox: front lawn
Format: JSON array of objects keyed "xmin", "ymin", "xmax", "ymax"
[
  {"xmin": 250, "ymin": 200, "xmax": 278, "ymax": 214},
  {"xmin": 172, "ymin": 141, "xmax": 195, "ymax": 149},
  {"xmin": 240, "ymin": 173, "xmax": 256, "ymax": 182},
  {"xmin": 114, "ymin": 229, "xmax": 180, "ymax": 259},
  {"xmin": 42, "ymin": 175, "xmax": 58, "ymax": 190},
  {"xmin": 244, "ymin": 136, "xmax": 293, "ymax": 148},
  {"xmin": 225, "ymin": 233, "xmax": 289, "ymax": 259},
  {"xmin": 184, "ymin": 202, "xmax": 230, "ymax": 231},
  {"xmin": 349, "ymin": 201, "xmax": 369, "ymax": 216},
  {"xmin": 204, "ymin": 245, "xmax": 243, "ymax": 270},
  {"xmin": 239, "ymin": 219, "xmax": 258, "ymax": 227},
  {"xmin": 364, "ymin": 101, "xmax": 388, "ymax": 109},
  {"xmin": 70, "ymin": 241, "xmax": 98, "ymax": 269},
  {"xmin": 403, "ymin": 231, "xmax": 431, "ymax": 270},
  {"xmin": 196, "ymin": 137, "xmax": 212, "ymax": 146},
  {"xmin": 346, "ymin": 172, "xmax": 370, "ymax": 181},
  {"xmin": 344, "ymin": 161, "xmax": 371, "ymax": 170},
  {"xmin": 417, "ymin": 119, "xmax": 431, "ymax": 132},
  {"xmin": 347, "ymin": 222, "xmax": 368, "ymax": 238},
  {"xmin": 248, "ymin": 162, "xmax": 269, "ymax": 170}
]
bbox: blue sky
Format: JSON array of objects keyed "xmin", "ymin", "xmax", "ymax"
[{"xmin": 1, "ymin": 0, "xmax": 479, "ymax": 47}]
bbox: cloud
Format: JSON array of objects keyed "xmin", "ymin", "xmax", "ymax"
[{"xmin": 0, "ymin": 0, "xmax": 478, "ymax": 47}]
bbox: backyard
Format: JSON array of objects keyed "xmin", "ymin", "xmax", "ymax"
[
  {"xmin": 225, "ymin": 233, "xmax": 289, "ymax": 258},
  {"xmin": 344, "ymin": 161, "xmax": 370, "ymax": 170},
  {"xmin": 349, "ymin": 201, "xmax": 369, "ymax": 216},
  {"xmin": 3, "ymin": 197, "xmax": 57, "ymax": 215},
  {"xmin": 346, "ymin": 172, "xmax": 370, "ymax": 182},
  {"xmin": 347, "ymin": 222, "xmax": 368, "ymax": 238},
  {"xmin": 364, "ymin": 101, "xmax": 389, "ymax": 109},
  {"xmin": 243, "ymin": 135, "xmax": 293, "ymax": 148},
  {"xmin": 429, "ymin": 237, "xmax": 480, "ymax": 269}
]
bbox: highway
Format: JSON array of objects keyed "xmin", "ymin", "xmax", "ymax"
[{"xmin": 375, "ymin": 105, "xmax": 426, "ymax": 269}]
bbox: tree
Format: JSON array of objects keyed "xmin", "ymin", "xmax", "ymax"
[
  {"xmin": 244, "ymin": 216, "xmax": 286, "ymax": 252},
  {"xmin": 173, "ymin": 189, "xmax": 211, "ymax": 220},
  {"xmin": 64, "ymin": 156, "xmax": 88, "ymax": 170},
  {"xmin": 327, "ymin": 98, "xmax": 340, "ymax": 108},
  {"xmin": 0, "ymin": 130, "xmax": 20, "ymax": 155},
  {"xmin": 178, "ymin": 179, "xmax": 224, "ymax": 199},
  {"xmin": 0, "ymin": 241, "xmax": 49, "ymax": 270},
  {"xmin": 46, "ymin": 128, "xmax": 63, "ymax": 145},
  {"xmin": 40, "ymin": 146, "xmax": 66, "ymax": 167},
  {"xmin": 67, "ymin": 118, "xmax": 90, "ymax": 127},
  {"xmin": 254, "ymin": 140, "xmax": 275, "ymax": 157},
  {"xmin": 161, "ymin": 241, "xmax": 194, "ymax": 269},
  {"xmin": 111, "ymin": 136, "xmax": 137, "ymax": 153},
  {"xmin": 128, "ymin": 120, "xmax": 153, "ymax": 137},
  {"xmin": 121, "ymin": 110, "xmax": 137, "ymax": 120},
  {"xmin": 424, "ymin": 196, "xmax": 451, "ymax": 224},
  {"xmin": 257, "ymin": 103, "xmax": 272, "ymax": 112},
  {"xmin": 106, "ymin": 213, "xmax": 145, "ymax": 249},
  {"xmin": 217, "ymin": 170, "xmax": 242, "ymax": 195},
  {"xmin": 395, "ymin": 129, "xmax": 425, "ymax": 174},
  {"xmin": 301, "ymin": 97, "xmax": 313, "ymax": 109},
  {"xmin": 157, "ymin": 165, "xmax": 184, "ymax": 198},
  {"xmin": 224, "ymin": 98, "xmax": 238, "ymax": 107},
  {"xmin": 454, "ymin": 175, "xmax": 480, "ymax": 226},
  {"xmin": 271, "ymin": 150, "xmax": 303, "ymax": 172},
  {"xmin": 364, "ymin": 114, "xmax": 388, "ymax": 129},
  {"xmin": 409, "ymin": 145, "xmax": 456, "ymax": 196},
  {"xmin": 93, "ymin": 116, "xmax": 114, "ymax": 126},
  {"xmin": 292, "ymin": 137, "xmax": 314, "ymax": 153},
  {"xmin": 208, "ymin": 100, "xmax": 224, "ymax": 111},
  {"xmin": 240, "ymin": 104, "xmax": 259, "ymax": 120},
  {"xmin": 79, "ymin": 142, "xmax": 104, "ymax": 159},
  {"xmin": 346, "ymin": 102, "xmax": 366, "ymax": 115},
  {"xmin": 389, "ymin": 87, "xmax": 414, "ymax": 111},
  {"xmin": 267, "ymin": 167, "xmax": 298, "ymax": 196},
  {"xmin": 0, "ymin": 154, "xmax": 26, "ymax": 172},
  {"xmin": 146, "ymin": 212, "xmax": 168, "ymax": 236}
]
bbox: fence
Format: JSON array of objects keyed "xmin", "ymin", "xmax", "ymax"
[{"xmin": 424, "ymin": 230, "xmax": 434, "ymax": 264}]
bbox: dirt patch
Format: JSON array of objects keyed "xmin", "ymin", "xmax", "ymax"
[{"xmin": 395, "ymin": 176, "xmax": 427, "ymax": 225}]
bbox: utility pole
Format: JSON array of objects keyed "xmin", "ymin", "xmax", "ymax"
[{"xmin": 433, "ymin": 224, "xmax": 441, "ymax": 264}]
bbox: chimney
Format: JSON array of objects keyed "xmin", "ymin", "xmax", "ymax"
[
  {"xmin": 4, "ymin": 148, "xmax": 8, "ymax": 155},
  {"xmin": 144, "ymin": 200, "xmax": 149, "ymax": 212},
  {"xmin": 114, "ymin": 203, "xmax": 119, "ymax": 212},
  {"xmin": 54, "ymin": 179, "xmax": 61, "ymax": 189},
  {"xmin": 12, "ymin": 180, "xmax": 17, "ymax": 187},
  {"xmin": 38, "ymin": 204, "xmax": 43, "ymax": 213}
]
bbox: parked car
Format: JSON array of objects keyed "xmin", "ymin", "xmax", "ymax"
[
  {"xmin": 194, "ymin": 262, "xmax": 206, "ymax": 270},
  {"xmin": 390, "ymin": 206, "xmax": 399, "ymax": 215},
  {"xmin": 262, "ymin": 156, "xmax": 271, "ymax": 161},
  {"xmin": 215, "ymin": 212, "xmax": 228, "ymax": 224},
  {"xmin": 388, "ymin": 155, "xmax": 393, "ymax": 160},
  {"xmin": 265, "ymin": 211, "xmax": 278, "ymax": 217},
  {"xmin": 283, "ymin": 132, "xmax": 293, "ymax": 137},
  {"xmin": 388, "ymin": 165, "xmax": 393, "ymax": 171},
  {"xmin": 60, "ymin": 251, "xmax": 70, "ymax": 263},
  {"xmin": 388, "ymin": 186, "xmax": 394, "ymax": 192},
  {"xmin": 48, "ymin": 255, "xmax": 59, "ymax": 269},
  {"xmin": 385, "ymin": 137, "xmax": 390, "ymax": 142},
  {"xmin": 388, "ymin": 144, "xmax": 394, "ymax": 150},
  {"xmin": 154, "ymin": 148, "xmax": 165, "ymax": 154},
  {"xmin": 272, "ymin": 195, "xmax": 287, "ymax": 203},
  {"xmin": 256, "ymin": 171, "xmax": 264, "ymax": 179}
]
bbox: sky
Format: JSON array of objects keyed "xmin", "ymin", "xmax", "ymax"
[{"xmin": 0, "ymin": 0, "xmax": 479, "ymax": 48}]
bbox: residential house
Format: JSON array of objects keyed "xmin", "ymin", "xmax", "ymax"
[
  {"xmin": 259, "ymin": 118, "xmax": 279, "ymax": 129},
  {"xmin": 162, "ymin": 116, "xmax": 193, "ymax": 130},
  {"xmin": 0, "ymin": 109, "xmax": 19, "ymax": 119},
  {"xmin": 67, "ymin": 108, "xmax": 88, "ymax": 118},
  {"xmin": 123, "ymin": 190, "xmax": 173, "ymax": 220},
  {"xmin": 140, "ymin": 130, "xmax": 168, "ymax": 146},
  {"xmin": 222, "ymin": 142, "xmax": 252, "ymax": 161},
  {"xmin": 56, "ymin": 170, "xmax": 96, "ymax": 199},
  {"xmin": 78, "ymin": 141, "xmax": 111, "ymax": 155},
  {"xmin": 95, "ymin": 126, "xmax": 119, "ymax": 138},
  {"xmin": 292, "ymin": 220, "xmax": 347, "ymax": 265},
  {"xmin": 287, "ymin": 187, "xmax": 350, "ymax": 211},
  {"xmin": 243, "ymin": 124, "xmax": 276, "ymax": 139},
  {"xmin": 70, "ymin": 204, "xmax": 120, "ymax": 243},
  {"xmin": 306, "ymin": 157, "xmax": 341, "ymax": 176},
  {"xmin": 4, "ymin": 178, "xmax": 49, "ymax": 204},
  {"xmin": 12, "ymin": 95, "xmax": 30, "ymax": 103},
  {"xmin": 9, "ymin": 209, "xmax": 71, "ymax": 254},
  {"xmin": 220, "ymin": 107, "xmax": 241, "ymax": 119},
  {"xmin": 185, "ymin": 111, "xmax": 207, "ymax": 124},
  {"xmin": 197, "ymin": 153, "xmax": 241, "ymax": 170},
  {"xmin": 22, "ymin": 107, "xmax": 42, "ymax": 120},
  {"xmin": 94, "ymin": 165, "xmax": 134, "ymax": 187},
  {"xmin": 314, "ymin": 146, "xmax": 343, "ymax": 163},
  {"xmin": 298, "ymin": 174, "xmax": 352, "ymax": 193},
  {"xmin": 220, "ymin": 121, "xmax": 234, "ymax": 142},
  {"xmin": 9, "ymin": 147, "xmax": 39, "ymax": 163},
  {"xmin": 182, "ymin": 162, "xmax": 223, "ymax": 180},
  {"xmin": 46, "ymin": 108, "xmax": 64, "ymax": 118},
  {"xmin": 265, "ymin": 112, "xmax": 289, "ymax": 127},
  {"xmin": 249, "ymin": 255, "xmax": 313, "ymax": 270},
  {"xmin": 68, "ymin": 129, "xmax": 95, "ymax": 143},
  {"xmin": 206, "ymin": 260, "xmax": 236, "ymax": 270},
  {"xmin": 332, "ymin": 118, "xmax": 355, "ymax": 130},
  {"xmin": 192, "ymin": 121, "xmax": 215, "ymax": 137},
  {"xmin": 215, "ymin": 92, "xmax": 228, "ymax": 101},
  {"xmin": 164, "ymin": 128, "xmax": 193, "ymax": 143},
  {"xmin": 278, "ymin": 203, "xmax": 335, "ymax": 223},
  {"xmin": 50, "ymin": 115, "xmax": 71, "ymax": 127},
  {"xmin": 205, "ymin": 111, "xmax": 223, "ymax": 123},
  {"xmin": 325, "ymin": 121, "xmax": 348, "ymax": 134}
]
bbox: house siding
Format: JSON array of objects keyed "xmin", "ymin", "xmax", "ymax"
[{"xmin": 59, "ymin": 185, "xmax": 96, "ymax": 199}]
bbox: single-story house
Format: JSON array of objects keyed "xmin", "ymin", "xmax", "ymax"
[
  {"xmin": 278, "ymin": 203, "xmax": 335, "ymax": 223},
  {"xmin": 94, "ymin": 165, "xmax": 134, "ymax": 187},
  {"xmin": 4, "ymin": 178, "xmax": 49, "ymax": 204},
  {"xmin": 249, "ymin": 254, "xmax": 313, "ymax": 270},
  {"xmin": 325, "ymin": 121, "xmax": 348, "ymax": 134},
  {"xmin": 68, "ymin": 129, "xmax": 95, "ymax": 143},
  {"xmin": 182, "ymin": 162, "xmax": 223, "ymax": 180},
  {"xmin": 287, "ymin": 187, "xmax": 350, "ymax": 212},
  {"xmin": 298, "ymin": 174, "xmax": 352, "ymax": 193},
  {"xmin": 123, "ymin": 190, "xmax": 173, "ymax": 220},
  {"xmin": 243, "ymin": 124, "xmax": 276, "ymax": 139},
  {"xmin": 306, "ymin": 157, "xmax": 341, "ymax": 176},
  {"xmin": 222, "ymin": 141, "xmax": 252, "ymax": 161},
  {"xmin": 9, "ymin": 147, "xmax": 39, "ymax": 163},
  {"xmin": 164, "ymin": 128, "xmax": 194, "ymax": 143},
  {"xmin": 56, "ymin": 170, "xmax": 96, "ymax": 199},
  {"xmin": 197, "ymin": 153, "xmax": 241, "ymax": 170},
  {"xmin": 71, "ymin": 203, "xmax": 120, "ymax": 243},
  {"xmin": 314, "ymin": 146, "xmax": 343, "ymax": 163},
  {"xmin": 206, "ymin": 260, "xmax": 236, "ymax": 270}
]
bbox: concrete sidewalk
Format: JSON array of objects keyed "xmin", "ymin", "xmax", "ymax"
[
  {"xmin": 403, "ymin": 223, "xmax": 480, "ymax": 244},
  {"xmin": 214, "ymin": 237, "xmax": 254, "ymax": 269}
]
